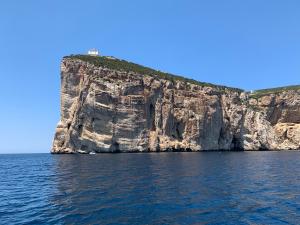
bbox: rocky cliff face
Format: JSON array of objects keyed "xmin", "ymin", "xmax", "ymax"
[{"xmin": 52, "ymin": 56, "xmax": 300, "ymax": 153}]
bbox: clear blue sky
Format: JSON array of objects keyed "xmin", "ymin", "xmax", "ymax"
[{"xmin": 0, "ymin": 0, "xmax": 299, "ymax": 153}]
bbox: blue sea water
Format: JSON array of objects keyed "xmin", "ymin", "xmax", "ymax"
[{"xmin": 1, "ymin": 152, "xmax": 300, "ymax": 225}]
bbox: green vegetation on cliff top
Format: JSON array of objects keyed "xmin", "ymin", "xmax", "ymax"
[
  {"xmin": 64, "ymin": 54, "xmax": 243, "ymax": 92},
  {"xmin": 64, "ymin": 55, "xmax": 299, "ymax": 96},
  {"xmin": 250, "ymin": 85, "xmax": 300, "ymax": 98}
]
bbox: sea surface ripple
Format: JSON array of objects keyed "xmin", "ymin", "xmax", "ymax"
[{"xmin": 0, "ymin": 152, "xmax": 300, "ymax": 224}]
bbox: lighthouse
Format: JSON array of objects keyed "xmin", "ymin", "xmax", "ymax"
[{"xmin": 88, "ymin": 49, "xmax": 99, "ymax": 56}]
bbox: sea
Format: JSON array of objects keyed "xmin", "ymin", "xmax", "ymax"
[{"xmin": 1, "ymin": 152, "xmax": 300, "ymax": 225}]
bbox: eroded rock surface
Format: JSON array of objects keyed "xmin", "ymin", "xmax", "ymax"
[{"xmin": 52, "ymin": 58, "xmax": 300, "ymax": 153}]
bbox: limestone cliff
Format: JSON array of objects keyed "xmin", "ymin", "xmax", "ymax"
[{"xmin": 52, "ymin": 55, "xmax": 300, "ymax": 153}]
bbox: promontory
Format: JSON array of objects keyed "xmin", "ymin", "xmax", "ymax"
[{"xmin": 52, "ymin": 55, "xmax": 300, "ymax": 153}]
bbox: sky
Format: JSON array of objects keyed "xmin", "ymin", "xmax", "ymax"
[{"xmin": 0, "ymin": 0, "xmax": 299, "ymax": 153}]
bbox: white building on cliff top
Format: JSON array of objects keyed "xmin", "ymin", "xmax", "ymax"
[{"xmin": 88, "ymin": 49, "xmax": 99, "ymax": 56}]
